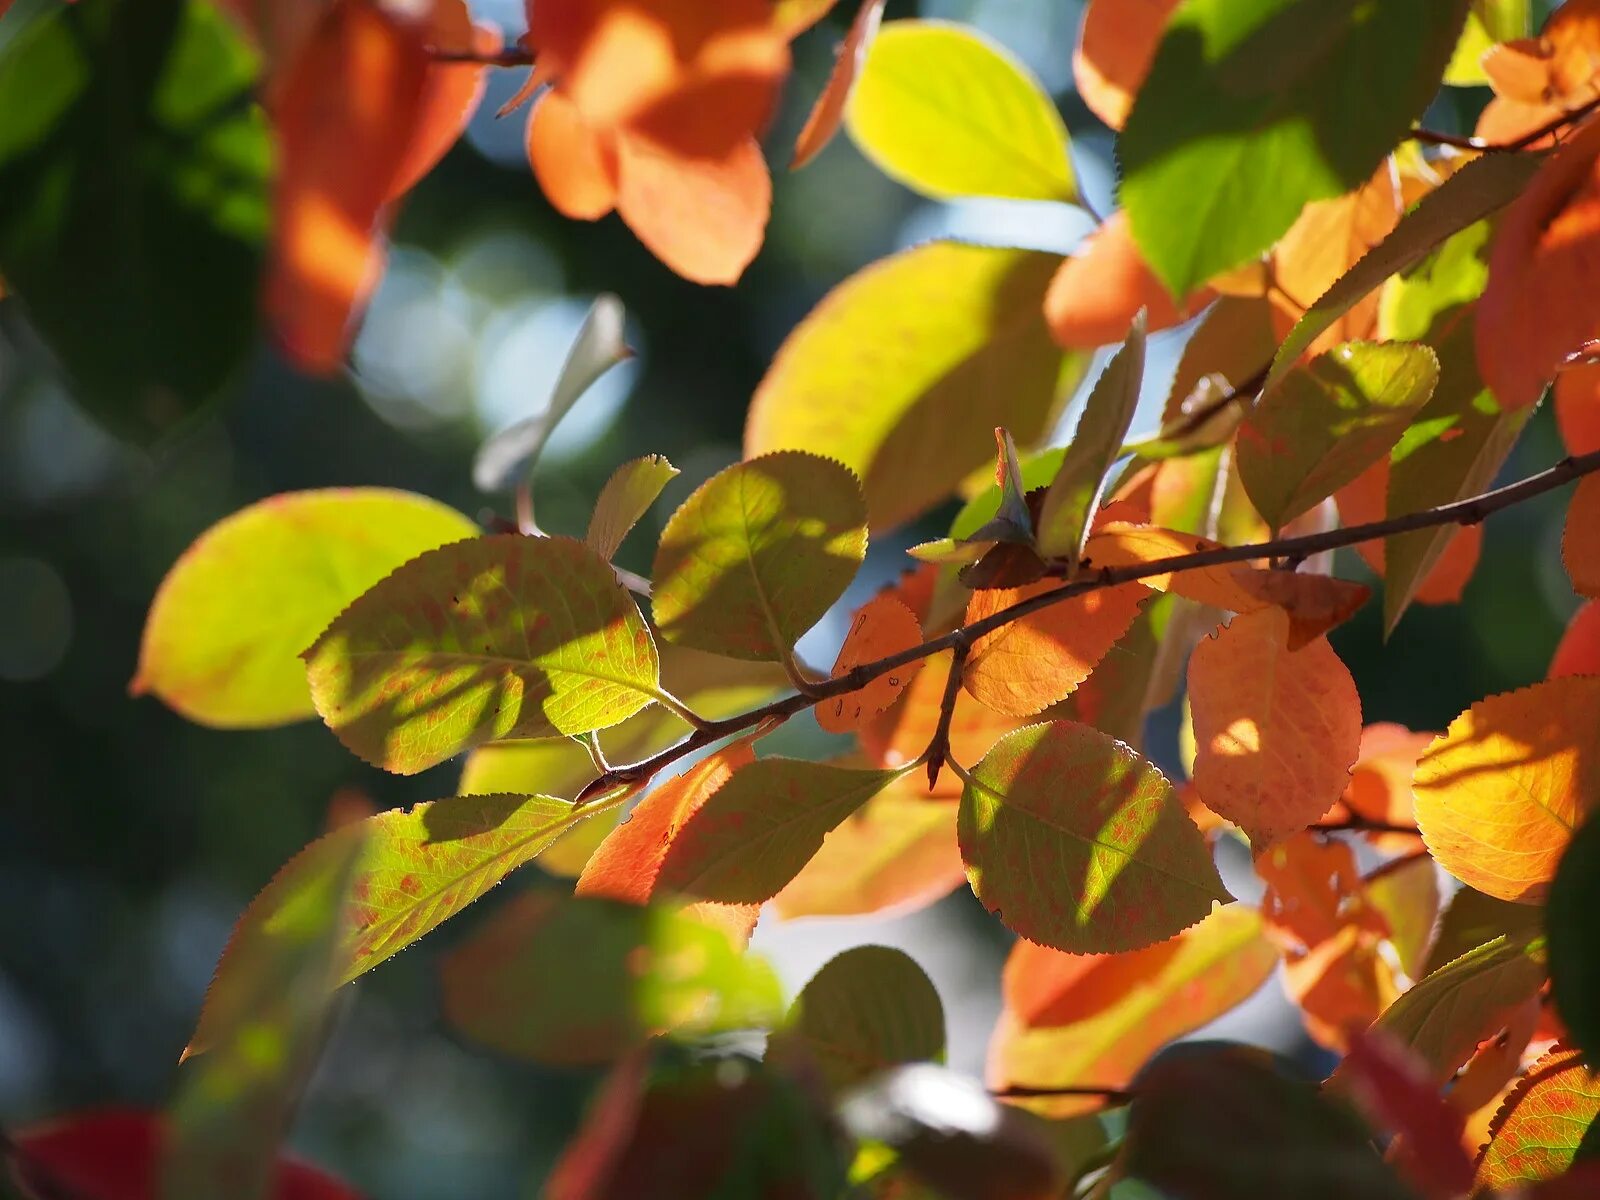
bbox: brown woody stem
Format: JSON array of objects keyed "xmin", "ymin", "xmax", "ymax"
[
  {"xmin": 1410, "ymin": 95, "xmax": 1600, "ymax": 153},
  {"xmin": 924, "ymin": 637, "xmax": 971, "ymax": 792},
  {"xmin": 989, "ymin": 1084, "xmax": 1134, "ymax": 1104},
  {"xmin": 427, "ymin": 43, "xmax": 535, "ymax": 68}
]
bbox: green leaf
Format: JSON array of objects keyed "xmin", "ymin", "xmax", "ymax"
[
  {"xmin": 845, "ymin": 19, "xmax": 1074, "ymax": 202},
  {"xmin": 1550, "ymin": 815, "xmax": 1600, "ymax": 1068},
  {"xmin": 305, "ymin": 534, "xmax": 661, "ymax": 774},
  {"xmin": 1271, "ymin": 152, "xmax": 1543, "ymax": 380},
  {"xmin": 655, "ymin": 758, "xmax": 908, "ymax": 904},
  {"xmin": 1477, "ymin": 1043, "xmax": 1600, "ymax": 1188},
  {"xmin": 768, "ymin": 946, "xmax": 946, "ymax": 1092},
  {"xmin": 440, "ymin": 893, "xmax": 783, "ymax": 1065},
  {"xmin": 1121, "ymin": 0, "xmax": 1471, "ymax": 297},
  {"xmin": 1122, "ymin": 1044, "xmax": 1412, "ymax": 1200},
  {"xmin": 165, "ymin": 826, "xmax": 365, "ymax": 1200},
  {"xmin": 472, "ymin": 294, "xmax": 632, "ymax": 493},
  {"xmin": 1421, "ymin": 885, "xmax": 1544, "ymax": 980},
  {"xmin": 745, "ymin": 241, "xmax": 1079, "ymax": 531},
  {"xmin": 1379, "ymin": 221, "xmax": 1533, "ymax": 634},
  {"xmin": 1237, "ymin": 341, "xmax": 1440, "ymax": 530},
  {"xmin": 185, "ymin": 793, "xmax": 582, "ymax": 1058},
  {"xmin": 958, "ymin": 721, "xmax": 1229, "ymax": 954},
  {"xmin": 0, "ymin": 0, "xmax": 268, "ymax": 441},
  {"xmin": 587, "ymin": 454, "xmax": 680, "ymax": 561},
  {"xmin": 133, "ymin": 489, "xmax": 480, "ymax": 729},
  {"xmin": 651, "ymin": 452, "xmax": 868, "ymax": 661},
  {"xmin": 1037, "ymin": 314, "xmax": 1147, "ymax": 566}
]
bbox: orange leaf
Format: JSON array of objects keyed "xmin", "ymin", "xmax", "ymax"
[
  {"xmin": 1188, "ymin": 608, "xmax": 1363, "ymax": 849},
  {"xmin": 527, "ymin": 89, "xmax": 621, "ymax": 220},
  {"xmin": 1226, "ymin": 568, "xmax": 1372, "ymax": 648},
  {"xmin": 385, "ymin": 1, "xmax": 496, "ymax": 200},
  {"xmin": 1413, "ymin": 678, "xmax": 1600, "ymax": 903},
  {"xmin": 265, "ymin": 0, "xmax": 430, "ymax": 374},
  {"xmin": 1336, "ymin": 461, "xmax": 1484, "ymax": 605},
  {"xmin": 1325, "ymin": 722, "xmax": 1432, "ymax": 853},
  {"xmin": 962, "ymin": 580, "xmax": 1146, "ymax": 717},
  {"xmin": 576, "ymin": 742, "xmax": 761, "ymax": 943},
  {"xmin": 1555, "ymin": 364, "xmax": 1600, "ymax": 454},
  {"xmin": 1479, "ymin": 115, "xmax": 1600, "ymax": 412},
  {"xmin": 859, "ymin": 650, "xmax": 1018, "ymax": 797},
  {"xmin": 1563, "ymin": 472, "xmax": 1600, "ymax": 596},
  {"xmin": 614, "ymin": 134, "xmax": 770, "ymax": 285},
  {"xmin": 1549, "ymin": 598, "xmax": 1600, "ymax": 678},
  {"xmin": 815, "ymin": 592, "xmax": 923, "ymax": 734},
  {"xmin": 1072, "ymin": 0, "xmax": 1183, "ymax": 131},
  {"xmin": 1043, "ymin": 212, "xmax": 1213, "ymax": 349},
  {"xmin": 790, "ymin": 0, "xmax": 886, "ymax": 169}
]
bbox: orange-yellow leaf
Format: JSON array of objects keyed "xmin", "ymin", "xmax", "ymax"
[
  {"xmin": 815, "ymin": 593, "xmax": 923, "ymax": 734},
  {"xmin": 962, "ymin": 580, "xmax": 1146, "ymax": 717},
  {"xmin": 790, "ymin": 0, "xmax": 886, "ymax": 168},
  {"xmin": 860, "ymin": 650, "xmax": 1020, "ymax": 797},
  {"xmin": 1072, "ymin": 0, "xmax": 1183, "ymax": 131},
  {"xmin": 527, "ymin": 89, "xmax": 621, "ymax": 220},
  {"xmin": 1043, "ymin": 212, "xmax": 1212, "ymax": 349},
  {"xmin": 614, "ymin": 134, "xmax": 770, "ymax": 285},
  {"xmin": 386, "ymin": 0, "xmax": 495, "ymax": 201},
  {"xmin": 1549, "ymin": 598, "xmax": 1600, "ymax": 678},
  {"xmin": 1478, "ymin": 1043, "xmax": 1600, "ymax": 1189},
  {"xmin": 1188, "ymin": 608, "xmax": 1363, "ymax": 849},
  {"xmin": 265, "ymin": 0, "xmax": 430, "ymax": 374},
  {"xmin": 1413, "ymin": 678, "xmax": 1600, "ymax": 903},
  {"xmin": 1564, "ymin": 472, "xmax": 1600, "ymax": 596}
]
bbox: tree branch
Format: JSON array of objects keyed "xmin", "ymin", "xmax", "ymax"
[
  {"xmin": 989, "ymin": 1084, "xmax": 1134, "ymax": 1105},
  {"xmin": 924, "ymin": 637, "xmax": 971, "ymax": 792},
  {"xmin": 426, "ymin": 43, "xmax": 534, "ymax": 68},
  {"xmin": 1410, "ymin": 94, "xmax": 1600, "ymax": 154},
  {"xmin": 1311, "ymin": 817, "xmax": 1422, "ymax": 838},
  {"xmin": 578, "ymin": 448, "xmax": 1600, "ymax": 804}
]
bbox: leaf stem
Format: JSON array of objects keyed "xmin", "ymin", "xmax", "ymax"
[
  {"xmin": 989, "ymin": 1083, "xmax": 1134, "ymax": 1105},
  {"xmin": 426, "ymin": 42, "xmax": 535, "ymax": 68},
  {"xmin": 648, "ymin": 686, "xmax": 710, "ymax": 731},
  {"xmin": 924, "ymin": 637, "xmax": 971, "ymax": 792},
  {"xmin": 1311, "ymin": 816, "xmax": 1422, "ymax": 838},
  {"xmin": 1410, "ymin": 95, "xmax": 1600, "ymax": 154}
]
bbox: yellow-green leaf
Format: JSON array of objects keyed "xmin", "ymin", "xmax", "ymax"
[
  {"xmin": 587, "ymin": 454, "xmax": 679, "ymax": 561},
  {"xmin": 305, "ymin": 534, "xmax": 660, "ymax": 774},
  {"xmin": 133, "ymin": 489, "xmax": 478, "ymax": 729},
  {"xmin": 651, "ymin": 452, "xmax": 867, "ymax": 661},
  {"xmin": 1477, "ymin": 1044, "xmax": 1600, "ymax": 1188},
  {"xmin": 845, "ymin": 19, "xmax": 1074, "ymax": 202}
]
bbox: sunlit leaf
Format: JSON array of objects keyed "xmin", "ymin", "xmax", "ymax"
[
  {"xmin": 1363, "ymin": 853, "xmax": 1440, "ymax": 982},
  {"xmin": 1120, "ymin": 0, "xmax": 1469, "ymax": 297},
  {"xmin": 1549, "ymin": 812, "xmax": 1600, "ymax": 1066},
  {"xmin": 133, "ymin": 490, "xmax": 479, "ymax": 729},
  {"xmin": 440, "ymin": 893, "xmax": 783, "ymax": 1065},
  {"xmin": 1550, "ymin": 599, "xmax": 1600, "ymax": 679},
  {"xmin": 304, "ymin": 534, "xmax": 660, "ymax": 774},
  {"xmin": 745, "ymin": 241, "xmax": 1075, "ymax": 530},
  {"xmin": 652, "ymin": 452, "xmax": 867, "ymax": 661},
  {"xmin": 769, "ymin": 946, "xmax": 945, "ymax": 1092},
  {"xmin": 860, "ymin": 650, "xmax": 1019, "ymax": 797},
  {"xmin": 1422, "ymin": 885, "xmax": 1544, "ymax": 980},
  {"xmin": 988, "ymin": 905, "xmax": 1276, "ymax": 1116},
  {"xmin": 473, "ymin": 295, "xmax": 632, "ymax": 493},
  {"xmin": 386, "ymin": 0, "xmax": 494, "ymax": 200},
  {"xmin": 1044, "ymin": 216, "xmax": 1209, "ymax": 350},
  {"xmin": 958, "ymin": 721, "xmax": 1229, "ymax": 954},
  {"xmin": 846, "ymin": 19, "xmax": 1074, "ymax": 201},
  {"xmin": 1478, "ymin": 1043, "xmax": 1600, "ymax": 1188},
  {"xmin": 1188, "ymin": 608, "xmax": 1363, "ymax": 848},
  {"xmin": 1413, "ymin": 678, "xmax": 1600, "ymax": 903},
  {"xmin": 1162, "ymin": 295, "xmax": 1281, "ymax": 426},
  {"xmin": 1073, "ymin": 0, "xmax": 1183, "ymax": 130},
  {"xmin": 1237, "ymin": 341, "xmax": 1440, "ymax": 531},
  {"xmin": 791, "ymin": 0, "xmax": 887, "ymax": 169},
  {"xmin": 1564, "ymin": 474, "xmax": 1600, "ymax": 597},
  {"xmin": 1556, "ymin": 364, "xmax": 1600, "ymax": 456},
  {"xmin": 814, "ymin": 593, "xmax": 924, "ymax": 734},
  {"xmin": 587, "ymin": 454, "xmax": 679, "ymax": 561},
  {"xmin": 1331, "ymin": 723, "xmax": 1433, "ymax": 850},
  {"xmin": 525, "ymin": 88, "xmax": 620, "ymax": 220}
]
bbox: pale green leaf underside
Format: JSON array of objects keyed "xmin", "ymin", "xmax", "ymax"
[{"xmin": 587, "ymin": 453, "xmax": 680, "ymax": 561}]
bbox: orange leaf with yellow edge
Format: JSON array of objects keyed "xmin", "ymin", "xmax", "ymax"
[
  {"xmin": 385, "ymin": 0, "xmax": 497, "ymax": 201},
  {"xmin": 527, "ymin": 89, "xmax": 621, "ymax": 220},
  {"xmin": 815, "ymin": 592, "xmax": 923, "ymax": 734},
  {"xmin": 1072, "ymin": 0, "xmax": 1182, "ymax": 131},
  {"xmin": 1413, "ymin": 677, "xmax": 1600, "ymax": 903},
  {"xmin": 1043, "ymin": 212, "xmax": 1212, "ymax": 349},
  {"xmin": 1188, "ymin": 608, "xmax": 1363, "ymax": 849},
  {"xmin": 962, "ymin": 580, "xmax": 1146, "ymax": 718},
  {"xmin": 1563, "ymin": 472, "xmax": 1600, "ymax": 596},
  {"xmin": 1549, "ymin": 599, "xmax": 1600, "ymax": 678},
  {"xmin": 790, "ymin": 0, "xmax": 886, "ymax": 169},
  {"xmin": 1555, "ymin": 364, "xmax": 1600, "ymax": 454},
  {"xmin": 1478, "ymin": 1043, "xmax": 1600, "ymax": 1189},
  {"xmin": 1478, "ymin": 115, "xmax": 1600, "ymax": 412},
  {"xmin": 1257, "ymin": 833, "xmax": 1400, "ymax": 1051},
  {"xmin": 577, "ymin": 741, "xmax": 761, "ymax": 944},
  {"xmin": 986, "ymin": 904, "xmax": 1275, "ymax": 1117},
  {"xmin": 265, "ymin": 0, "xmax": 430, "ymax": 374}
]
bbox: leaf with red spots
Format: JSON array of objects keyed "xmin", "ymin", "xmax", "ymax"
[
  {"xmin": 814, "ymin": 592, "xmax": 923, "ymax": 733},
  {"xmin": 958, "ymin": 721, "xmax": 1229, "ymax": 954},
  {"xmin": 988, "ymin": 904, "xmax": 1275, "ymax": 1116},
  {"xmin": 304, "ymin": 534, "xmax": 661, "ymax": 775},
  {"xmin": 1479, "ymin": 1043, "xmax": 1600, "ymax": 1189}
]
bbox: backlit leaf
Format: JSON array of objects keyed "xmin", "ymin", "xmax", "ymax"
[
  {"xmin": 525, "ymin": 88, "xmax": 620, "ymax": 220},
  {"xmin": 1564, "ymin": 474, "xmax": 1600, "ymax": 597},
  {"xmin": 958, "ymin": 721, "xmax": 1229, "ymax": 954},
  {"xmin": 791, "ymin": 0, "xmax": 887, "ymax": 169},
  {"xmin": 1237, "ymin": 341, "xmax": 1440, "ymax": 531},
  {"xmin": 1556, "ymin": 365, "xmax": 1600, "ymax": 455},
  {"xmin": 1188, "ymin": 608, "xmax": 1363, "ymax": 848},
  {"xmin": 655, "ymin": 758, "xmax": 909, "ymax": 903},
  {"xmin": 441, "ymin": 893, "xmax": 783, "ymax": 1065},
  {"xmin": 1162, "ymin": 295, "xmax": 1282, "ymax": 426},
  {"xmin": 1413, "ymin": 678, "xmax": 1600, "ymax": 903},
  {"xmin": 1363, "ymin": 853, "xmax": 1440, "ymax": 982},
  {"xmin": 1340, "ymin": 1032, "xmax": 1475, "ymax": 1200},
  {"xmin": 1549, "ymin": 812, "xmax": 1600, "ymax": 1066},
  {"xmin": 1120, "ymin": 0, "xmax": 1469, "ymax": 297},
  {"xmin": 988, "ymin": 905, "xmax": 1276, "ymax": 1116},
  {"xmin": 846, "ymin": 19, "xmax": 1073, "ymax": 202},
  {"xmin": 587, "ymin": 454, "xmax": 679, "ymax": 562},
  {"xmin": 745, "ymin": 241, "xmax": 1075, "ymax": 530},
  {"xmin": 187, "ymin": 793, "xmax": 582, "ymax": 1058},
  {"xmin": 305, "ymin": 535, "xmax": 660, "ymax": 774},
  {"xmin": 1073, "ymin": 0, "xmax": 1183, "ymax": 131},
  {"xmin": 384, "ymin": 0, "xmax": 493, "ymax": 200},
  {"xmin": 860, "ymin": 650, "xmax": 1019, "ymax": 797},
  {"xmin": 133, "ymin": 490, "xmax": 479, "ymax": 729},
  {"xmin": 1478, "ymin": 1044, "xmax": 1600, "ymax": 1188},
  {"xmin": 1043, "ymin": 215, "xmax": 1209, "ymax": 349},
  {"xmin": 1422, "ymin": 884, "xmax": 1544, "ymax": 979},
  {"xmin": 651, "ymin": 452, "xmax": 867, "ymax": 661},
  {"xmin": 815, "ymin": 593, "xmax": 924, "ymax": 734},
  {"xmin": 769, "ymin": 946, "xmax": 945, "ymax": 1092},
  {"xmin": 1550, "ymin": 599, "xmax": 1600, "ymax": 679}
]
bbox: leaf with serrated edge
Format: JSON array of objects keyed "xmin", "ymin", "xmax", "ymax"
[
  {"xmin": 1479, "ymin": 1044, "xmax": 1600, "ymax": 1188},
  {"xmin": 587, "ymin": 454, "xmax": 679, "ymax": 562},
  {"xmin": 815, "ymin": 593, "xmax": 924, "ymax": 734},
  {"xmin": 1413, "ymin": 678, "xmax": 1600, "ymax": 904},
  {"xmin": 304, "ymin": 534, "xmax": 660, "ymax": 774},
  {"xmin": 959, "ymin": 721, "xmax": 1228, "ymax": 954},
  {"xmin": 651, "ymin": 452, "xmax": 867, "ymax": 661},
  {"xmin": 186, "ymin": 793, "xmax": 580, "ymax": 1058},
  {"xmin": 860, "ymin": 650, "xmax": 1017, "ymax": 797},
  {"xmin": 1188, "ymin": 608, "xmax": 1363, "ymax": 849},
  {"xmin": 988, "ymin": 905, "xmax": 1275, "ymax": 1116}
]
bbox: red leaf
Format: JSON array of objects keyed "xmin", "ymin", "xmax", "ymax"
[
  {"xmin": 1548, "ymin": 599, "xmax": 1600, "ymax": 678},
  {"xmin": 1341, "ymin": 1031, "xmax": 1475, "ymax": 1200}
]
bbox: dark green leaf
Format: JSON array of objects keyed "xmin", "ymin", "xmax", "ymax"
[{"xmin": 1550, "ymin": 815, "xmax": 1600, "ymax": 1068}]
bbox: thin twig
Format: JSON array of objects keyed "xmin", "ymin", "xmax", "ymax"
[
  {"xmin": 1410, "ymin": 94, "xmax": 1600, "ymax": 153},
  {"xmin": 578, "ymin": 448, "xmax": 1600, "ymax": 804},
  {"xmin": 1161, "ymin": 363, "xmax": 1270, "ymax": 443},
  {"xmin": 989, "ymin": 1084, "xmax": 1134, "ymax": 1105},
  {"xmin": 924, "ymin": 637, "xmax": 971, "ymax": 792},
  {"xmin": 1311, "ymin": 817, "xmax": 1422, "ymax": 838},
  {"xmin": 427, "ymin": 43, "xmax": 534, "ymax": 68}
]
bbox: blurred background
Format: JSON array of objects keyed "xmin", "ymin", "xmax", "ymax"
[{"xmin": 0, "ymin": 0, "xmax": 1577, "ymax": 1195}]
